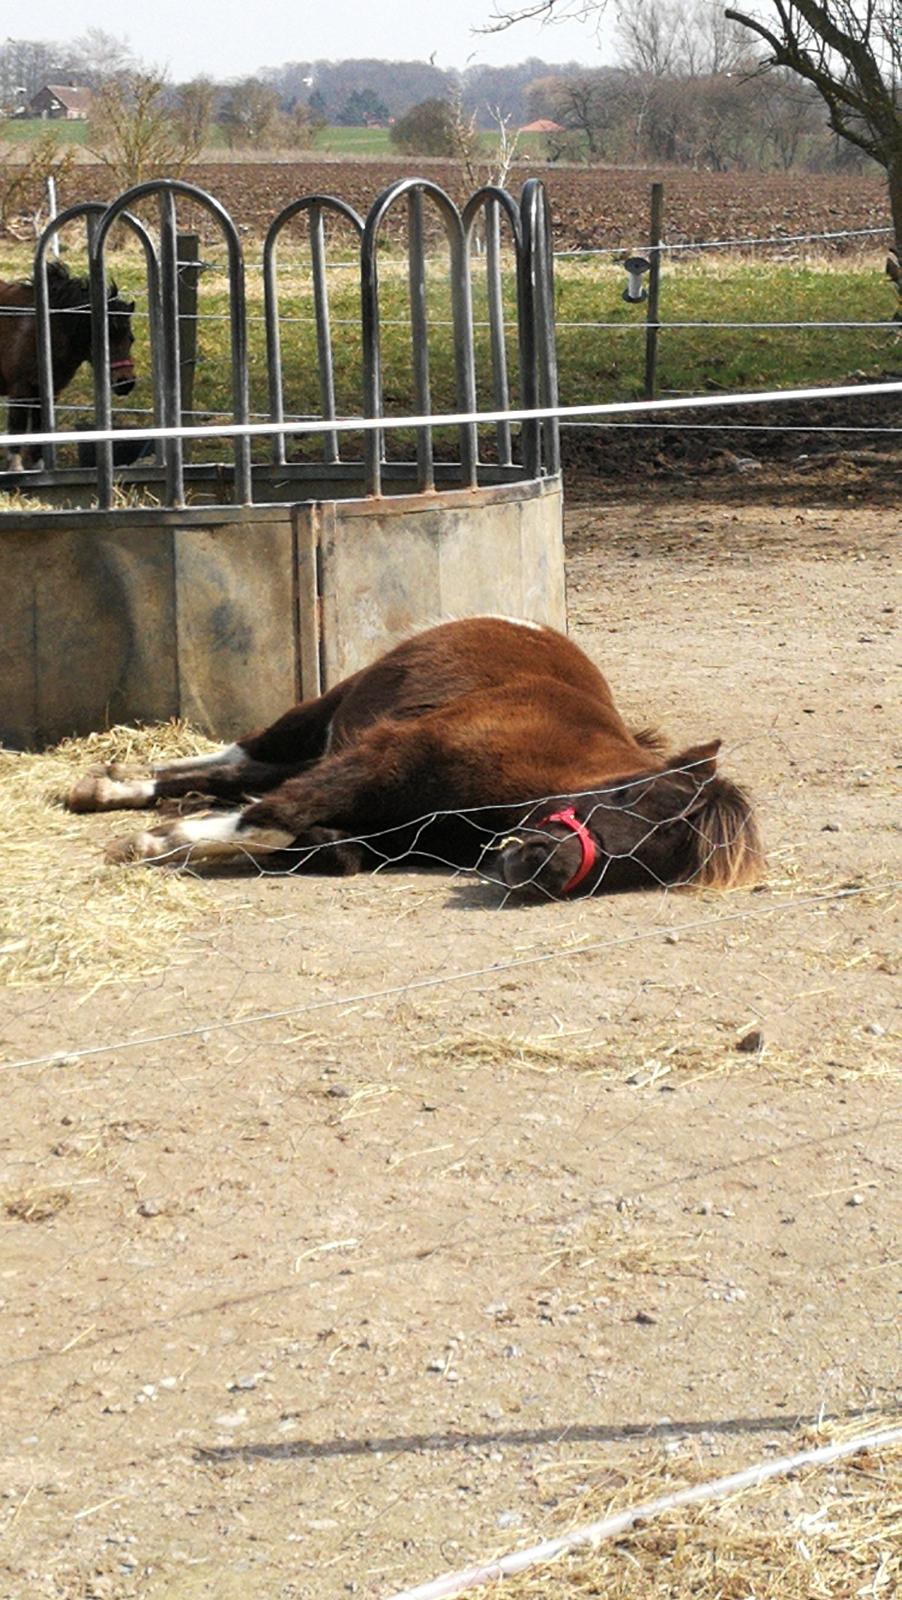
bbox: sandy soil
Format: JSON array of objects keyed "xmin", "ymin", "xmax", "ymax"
[{"xmin": 1, "ymin": 482, "xmax": 899, "ymax": 1599}]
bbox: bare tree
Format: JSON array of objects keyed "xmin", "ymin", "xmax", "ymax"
[
  {"xmin": 723, "ymin": 1, "xmax": 902, "ymax": 252},
  {"xmin": 218, "ymin": 80, "xmax": 282, "ymax": 149},
  {"xmin": 616, "ymin": 0, "xmax": 684, "ymax": 76},
  {"xmin": 171, "ymin": 78, "xmax": 216, "ymax": 153},
  {"xmin": 68, "ymin": 28, "xmax": 134, "ymax": 87},
  {"xmin": 546, "ymin": 68, "xmax": 632, "ymax": 157},
  {"xmin": 446, "ymin": 86, "xmax": 484, "ymax": 185},
  {"xmin": 758, "ymin": 69, "xmax": 822, "ymax": 167},
  {"xmin": 0, "ymin": 38, "xmax": 73, "ymax": 103},
  {"xmin": 484, "ymin": 0, "xmax": 902, "ymax": 253},
  {"xmin": 0, "ymin": 130, "xmax": 77, "ymax": 237},
  {"xmin": 88, "ymin": 72, "xmax": 205, "ymax": 186}
]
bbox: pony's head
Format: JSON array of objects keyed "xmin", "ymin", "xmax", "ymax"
[
  {"xmin": 497, "ymin": 741, "xmax": 763, "ymax": 898},
  {"xmin": 106, "ymin": 279, "xmax": 136, "ymax": 395},
  {"xmin": 43, "ymin": 263, "xmax": 136, "ymax": 393}
]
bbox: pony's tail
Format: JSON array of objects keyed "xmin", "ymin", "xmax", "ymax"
[{"xmin": 690, "ymin": 777, "xmax": 764, "ymax": 889}]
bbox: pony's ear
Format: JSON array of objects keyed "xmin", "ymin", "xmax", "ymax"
[
  {"xmin": 107, "ymin": 279, "xmax": 119, "ymax": 299},
  {"xmin": 126, "ymin": 299, "xmax": 135, "ymax": 311},
  {"xmin": 670, "ymin": 739, "xmax": 721, "ymax": 785}
]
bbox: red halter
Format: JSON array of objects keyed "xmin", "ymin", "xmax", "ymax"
[
  {"xmin": 536, "ymin": 806, "xmax": 597, "ymax": 895},
  {"xmin": 109, "ymin": 358, "xmax": 134, "ymax": 375}
]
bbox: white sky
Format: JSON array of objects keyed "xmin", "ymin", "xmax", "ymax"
[{"xmin": 24, "ymin": 0, "xmax": 618, "ymax": 80}]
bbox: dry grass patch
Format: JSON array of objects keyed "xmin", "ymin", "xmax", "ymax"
[
  {"xmin": 417, "ymin": 1015, "xmax": 900, "ymax": 1089},
  {"xmin": 0, "ymin": 722, "xmax": 220, "ymax": 992},
  {"xmin": 3, "ymin": 1185, "xmax": 72, "ymax": 1223},
  {"xmin": 486, "ymin": 1419, "xmax": 902, "ymax": 1600},
  {"xmin": 540, "ymin": 1212, "xmax": 702, "ymax": 1287}
]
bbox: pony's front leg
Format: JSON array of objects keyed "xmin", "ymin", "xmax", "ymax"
[
  {"xmin": 104, "ymin": 808, "xmax": 364, "ymax": 875},
  {"xmin": 103, "ymin": 722, "xmax": 429, "ymax": 867},
  {"xmin": 5, "ymin": 396, "xmax": 34, "ymax": 474},
  {"xmin": 103, "ymin": 805, "xmax": 295, "ymax": 866}
]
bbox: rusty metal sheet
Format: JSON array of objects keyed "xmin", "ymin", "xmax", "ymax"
[
  {"xmin": 172, "ymin": 517, "xmax": 297, "ymax": 738},
  {"xmin": 1, "ymin": 522, "xmax": 178, "ymax": 749},
  {"xmin": 316, "ymin": 478, "xmax": 566, "ymax": 687}
]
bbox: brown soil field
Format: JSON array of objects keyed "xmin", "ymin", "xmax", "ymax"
[
  {"xmin": 56, "ymin": 160, "xmax": 890, "ymax": 250},
  {"xmin": 1, "ymin": 472, "xmax": 899, "ymax": 1599}
]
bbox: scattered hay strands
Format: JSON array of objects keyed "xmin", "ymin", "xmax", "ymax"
[
  {"xmin": 0, "ymin": 722, "xmax": 219, "ymax": 991},
  {"xmin": 497, "ymin": 1425, "xmax": 902, "ymax": 1600},
  {"xmin": 539, "ymin": 1214, "xmax": 702, "ymax": 1285},
  {"xmin": 416, "ymin": 1018, "xmax": 899, "ymax": 1088},
  {"xmin": 388, "ymin": 1419, "xmax": 902, "ymax": 1600}
]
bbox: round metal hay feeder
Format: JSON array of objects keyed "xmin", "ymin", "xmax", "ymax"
[{"xmin": 1, "ymin": 178, "xmax": 564, "ymax": 750}]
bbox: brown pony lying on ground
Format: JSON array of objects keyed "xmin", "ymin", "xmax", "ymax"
[{"xmin": 66, "ymin": 617, "xmax": 762, "ymax": 897}]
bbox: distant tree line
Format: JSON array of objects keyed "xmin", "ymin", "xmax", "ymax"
[
  {"xmin": 258, "ymin": 56, "xmax": 587, "ymax": 129},
  {"xmin": 0, "ymin": 20, "xmax": 888, "ymax": 179},
  {"xmin": 524, "ymin": 0, "xmax": 877, "ymax": 173}
]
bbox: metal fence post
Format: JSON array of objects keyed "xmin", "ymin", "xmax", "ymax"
[
  {"xmin": 177, "ymin": 232, "xmax": 200, "ymax": 459},
  {"xmin": 644, "ymin": 181, "xmax": 664, "ymax": 401}
]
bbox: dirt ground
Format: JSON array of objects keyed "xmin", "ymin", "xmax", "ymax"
[{"xmin": 1, "ymin": 475, "xmax": 899, "ymax": 1600}]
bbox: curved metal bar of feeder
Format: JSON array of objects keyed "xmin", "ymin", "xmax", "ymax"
[
  {"xmin": 407, "ymin": 188, "xmax": 434, "ymax": 492},
  {"xmin": 263, "ymin": 195, "xmax": 364, "ymax": 467},
  {"xmin": 362, "ymin": 178, "xmax": 478, "ymax": 496},
  {"xmin": 462, "ymin": 187, "xmax": 523, "ymax": 471},
  {"xmin": 33, "ymin": 202, "xmax": 157, "ymax": 478},
  {"xmin": 517, "ymin": 181, "xmax": 543, "ymax": 478},
  {"xmin": 519, "ymin": 180, "xmax": 559, "ymax": 478},
  {"xmin": 93, "ymin": 179, "xmax": 251, "ymax": 506},
  {"xmin": 537, "ymin": 186, "xmax": 560, "ymax": 475},
  {"xmin": 461, "ymin": 185, "xmax": 523, "ymax": 249}
]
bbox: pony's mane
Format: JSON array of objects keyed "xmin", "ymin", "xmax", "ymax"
[
  {"xmin": 44, "ymin": 261, "xmax": 91, "ymax": 308},
  {"xmin": 28, "ymin": 262, "xmax": 122, "ymax": 309},
  {"xmin": 631, "ymin": 725, "xmax": 668, "ymax": 756},
  {"xmin": 686, "ymin": 774, "xmax": 763, "ymax": 889}
]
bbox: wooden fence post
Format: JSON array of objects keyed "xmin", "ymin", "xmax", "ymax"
[{"xmin": 644, "ymin": 182, "xmax": 664, "ymax": 401}]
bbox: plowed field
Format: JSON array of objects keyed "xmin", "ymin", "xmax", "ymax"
[{"xmin": 57, "ymin": 160, "xmax": 889, "ymax": 250}]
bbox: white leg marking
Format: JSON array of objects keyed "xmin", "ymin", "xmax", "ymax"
[
  {"xmin": 107, "ymin": 808, "xmax": 296, "ymax": 867},
  {"xmin": 152, "ymin": 743, "xmax": 248, "ymax": 775},
  {"xmin": 167, "ymin": 811, "xmax": 294, "ymax": 860},
  {"xmin": 7, "ymin": 451, "xmax": 24, "ymax": 474},
  {"xmin": 101, "ymin": 777, "xmax": 156, "ymax": 807},
  {"xmin": 66, "ymin": 773, "xmax": 156, "ymax": 812}
]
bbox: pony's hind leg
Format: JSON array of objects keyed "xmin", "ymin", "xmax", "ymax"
[
  {"xmin": 65, "ymin": 744, "xmax": 292, "ymax": 814},
  {"xmin": 66, "ymin": 680, "xmax": 352, "ymax": 815},
  {"xmin": 5, "ymin": 396, "xmax": 32, "ymax": 474}
]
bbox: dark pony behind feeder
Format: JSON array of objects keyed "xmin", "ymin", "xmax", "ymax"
[
  {"xmin": 67, "ymin": 617, "xmax": 763, "ymax": 899},
  {"xmin": 0, "ymin": 260, "xmax": 136, "ymax": 472}
]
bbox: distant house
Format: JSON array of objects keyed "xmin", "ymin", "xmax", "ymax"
[
  {"xmin": 25, "ymin": 84, "xmax": 93, "ymax": 121},
  {"xmin": 519, "ymin": 118, "xmax": 564, "ymax": 134}
]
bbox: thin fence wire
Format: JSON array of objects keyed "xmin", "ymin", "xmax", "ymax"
[
  {"xmin": 3, "ymin": 878, "xmax": 895, "ymax": 1077},
  {"xmin": 2, "ymin": 203, "xmax": 899, "ymax": 1597},
  {"xmin": 3, "ymin": 687, "xmax": 898, "ymax": 1594},
  {"xmin": 555, "ymin": 223, "xmax": 895, "ymax": 257}
]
